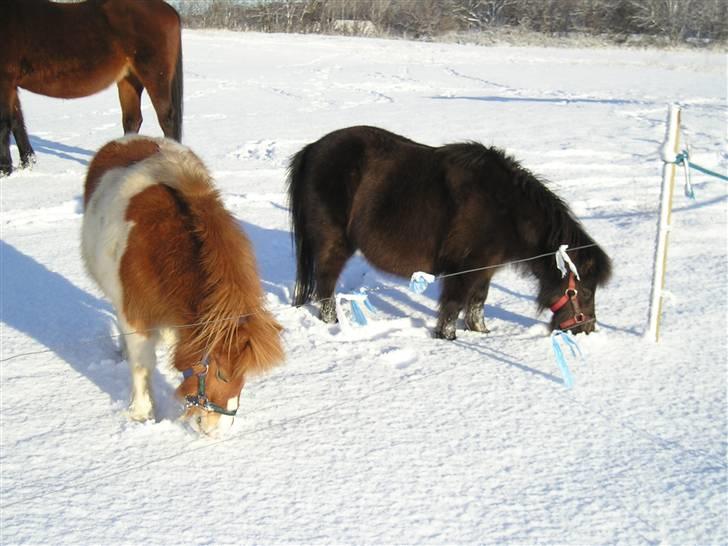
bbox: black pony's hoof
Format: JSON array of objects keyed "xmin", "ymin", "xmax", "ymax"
[
  {"xmin": 433, "ymin": 328, "xmax": 456, "ymax": 341},
  {"xmin": 319, "ymin": 300, "xmax": 338, "ymax": 324},
  {"xmin": 20, "ymin": 154, "xmax": 36, "ymax": 169},
  {"xmin": 0, "ymin": 165, "xmax": 11, "ymax": 177},
  {"xmin": 434, "ymin": 317, "xmax": 457, "ymax": 340},
  {"xmin": 465, "ymin": 318, "xmax": 490, "ymax": 334}
]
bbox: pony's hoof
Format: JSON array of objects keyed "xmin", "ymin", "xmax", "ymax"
[
  {"xmin": 433, "ymin": 328, "xmax": 457, "ymax": 341},
  {"xmin": 20, "ymin": 154, "xmax": 36, "ymax": 169},
  {"xmin": 466, "ymin": 319, "xmax": 490, "ymax": 334},
  {"xmin": 0, "ymin": 165, "xmax": 11, "ymax": 177},
  {"xmin": 319, "ymin": 300, "xmax": 338, "ymax": 324},
  {"xmin": 320, "ymin": 312, "xmax": 338, "ymax": 324},
  {"xmin": 126, "ymin": 403, "xmax": 155, "ymax": 422}
]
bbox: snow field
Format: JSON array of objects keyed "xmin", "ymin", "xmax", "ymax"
[{"xmin": 1, "ymin": 31, "xmax": 726, "ymax": 544}]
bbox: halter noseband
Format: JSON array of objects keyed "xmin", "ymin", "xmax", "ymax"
[
  {"xmin": 549, "ymin": 272, "xmax": 589, "ymax": 330},
  {"xmin": 182, "ymin": 357, "xmax": 238, "ymax": 416}
]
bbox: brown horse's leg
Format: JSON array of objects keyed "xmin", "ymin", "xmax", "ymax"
[
  {"xmin": 117, "ymin": 75, "xmax": 144, "ymax": 135},
  {"xmin": 0, "ymin": 85, "xmax": 13, "ymax": 176},
  {"xmin": 135, "ymin": 44, "xmax": 182, "ymax": 141},
  {"xmin": 315, "ymin": 238, "xmax": 353, "ymax": 323},
  {"xmin": 139, "ymin": 76, "xmax": 176, "ymax": 141},
  {"xmin": 464, "ymin": 274, "xmax": 494, "ymax": 334},
  {"xmin": 11, "ymin": 93, "xmax": 35, "ymax": 169}
]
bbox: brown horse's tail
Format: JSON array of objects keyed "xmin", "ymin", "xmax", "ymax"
[
  {"xmin": 153, "ymin": 151, "xmax": 282, "ymax": 374},
  {"xmin": 287, "ymin": 145, "xmax": 316, "ymax": 307},
  {"xmin": 170, "ymin": 26, "xmax": 183, "ymax": 142}
]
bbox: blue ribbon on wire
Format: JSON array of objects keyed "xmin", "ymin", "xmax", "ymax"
[
  {"xmin": 674, "ymin": 151, "xmax": 728, "ymax": 183},
  {"xmin": 348, "ymin": 289, "xmax": 377, "ymax": 326},
  {"xmin": 351, "ymin": 300, "xmax": 368, "ymax": 326},
  {"xmin": 550, "ymin": 330, "xmax": 584, "ymax": 389},
  {"xmin": 409, "ymin": 272, "xmax": 435, "ymax": 294}
]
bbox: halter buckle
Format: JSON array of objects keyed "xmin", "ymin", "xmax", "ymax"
[{"xmin": 185, "ymin": 392, "xmax": 207, "ymax": 407}]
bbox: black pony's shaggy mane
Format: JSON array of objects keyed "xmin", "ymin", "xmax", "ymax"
[{"xmin": 440, "ymin": 141, "xmax": 612, "ymax": 288}]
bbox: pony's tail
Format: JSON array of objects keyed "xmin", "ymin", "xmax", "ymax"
[
  {"xmin": 170, "ymin": 25, "xmax": 183, "ymax": 142},
  {"xmin": 287, "ymin": 145, "xmax": 316, "ymax": 307}
]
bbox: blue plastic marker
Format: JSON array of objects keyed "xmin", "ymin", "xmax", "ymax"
[{"xmin": 550, "ymin": 330, "xmax": 584, "ymax": 389}]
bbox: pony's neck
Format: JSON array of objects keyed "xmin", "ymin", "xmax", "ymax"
[{"xmin": 517, "ymin": 202, "xmax": 591, "ymax": 308}]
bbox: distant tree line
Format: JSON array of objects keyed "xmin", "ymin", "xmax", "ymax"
[{"xmin": 174, "ymin": 0, "xmax": 727, "ymax": 45}]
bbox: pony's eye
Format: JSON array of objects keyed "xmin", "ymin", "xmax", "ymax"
[{"xmin": 216, "ymin": 368, "xmax": 230, "ymax": 383}]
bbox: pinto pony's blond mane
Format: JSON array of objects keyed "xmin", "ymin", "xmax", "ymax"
[
  {"xmin": 84, "ymin": 136, "xmax": 283, "ymax": 380},
  {"xmin": 140, "ymin": 143, "xmax": 282, "ymax": 377}
]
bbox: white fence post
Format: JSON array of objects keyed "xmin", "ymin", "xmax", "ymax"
[{"xmin": 647, "ymin": 104, "xmax": 681, "ymax": 342}]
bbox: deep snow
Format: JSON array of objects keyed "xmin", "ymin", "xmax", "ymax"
[{"xmin": 1, "ymin": 31, "xmax": 726, "ymax": 545}]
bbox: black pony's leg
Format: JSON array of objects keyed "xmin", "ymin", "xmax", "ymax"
[
  {"xmin": 0, "ymin": 86, "xmax": 13, "ymax": 176},
  {"xmin": 464, "ymin": 274, "xmax": 494, "ymax": 334},
  {"xmin": 316, "ymin": 238, "xmax": 353, "ymax": 324},
  {"xmin": 436, "ymin": 271, "xmax": 489, "ymax": 340},
  {"xmin": 435, "ymin": 275, "xmax": 471, "ymax": 340},
  {"xmin": 11, "ymin": 93, "xmax": 35, "ymax": 168}
]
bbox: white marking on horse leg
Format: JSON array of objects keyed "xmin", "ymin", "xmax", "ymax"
[{"xmin": 120, "ymin": 317, "xmax": 158, "ymax": 422}]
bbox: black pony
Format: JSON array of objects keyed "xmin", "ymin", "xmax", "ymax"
[{"xmin": 287, "ymin": 126, "xmax": 611, "ymax": 340}]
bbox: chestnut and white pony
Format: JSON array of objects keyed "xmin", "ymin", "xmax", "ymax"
[{"xmin": 82, "ymin": 136, "xmax": 283, "ymax": 435}]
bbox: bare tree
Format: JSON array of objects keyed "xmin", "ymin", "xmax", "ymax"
[
  {"xmin": 452, "ymin": 0, "xmax": 516, "ymax": 30},
  {"xmin": 175, "ymin": 0, "xmax": 727, "ymax": 44},
  {"xmin": 627, "ymin": 0, "xmax": 693, "ymax": 41}
]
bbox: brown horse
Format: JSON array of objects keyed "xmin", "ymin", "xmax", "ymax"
[
  {"xmin": 82, "ymin": 136, "xmax": 283, "ymax": 436},
  {"xmin": 288, "ymin": 126, "xmax": 612, "ymax": 340},
  {"xmin": 1, "ymin": 0, "xmax": 183, "ymax": 176}
]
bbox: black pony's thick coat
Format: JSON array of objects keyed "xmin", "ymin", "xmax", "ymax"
[{"xmin": 288, "ymin": 126, "xmax": 611, "ymax": 339}]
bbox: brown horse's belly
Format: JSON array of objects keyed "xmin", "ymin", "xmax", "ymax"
[{"xmin": 19, "ymin": 60, "xmax": 128, "ymax": 99}]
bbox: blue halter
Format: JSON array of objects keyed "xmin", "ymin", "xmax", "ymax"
[{"xmin": 182, "ymin": 357, "xmax": 238, "ymax": 416}]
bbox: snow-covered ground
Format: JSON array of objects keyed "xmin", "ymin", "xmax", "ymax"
[{"xmin": 1, "ymin": 31, "xmax": 726, "ymax": 545}]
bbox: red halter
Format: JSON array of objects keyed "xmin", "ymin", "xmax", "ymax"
[{"xmin": 549, "ymin": 272, "xmax": 588, "ymax": 330}]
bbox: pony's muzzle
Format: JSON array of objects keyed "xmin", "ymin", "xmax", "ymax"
[
  {"xmin": 570, "ymin": 319, "xmax": 595, "ymax": 335},
  {"xmin": 183, "ymin": 406, "xmax": 233, "ymax": 437}
]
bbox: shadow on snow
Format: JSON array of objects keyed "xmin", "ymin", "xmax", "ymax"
[
  {"xmin": 26, "ymin": 135, "xmax": 94, "ymax": 167},
  {"xmin": 0, "ymin": 241, "xmax": 175, "ymax": 417}
]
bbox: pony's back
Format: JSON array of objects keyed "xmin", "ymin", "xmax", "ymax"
[{"xmin": 287, "ymin": 126, "xmax": 440, "ymax": 305}]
